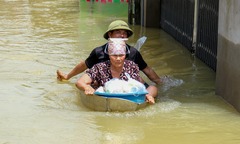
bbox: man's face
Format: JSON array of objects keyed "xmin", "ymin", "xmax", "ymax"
[{"xmin": 108, "ymin": 29, "xmax": 128, "ymax": 38}]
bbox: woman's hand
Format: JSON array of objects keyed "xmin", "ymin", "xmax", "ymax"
[
  {"xmin": 84, "ymin": 85, "xmax": 95, "ymax": 95},
  {"xmin": 146, "ymin": 94, "xmax": 155, "ymax": 104}
]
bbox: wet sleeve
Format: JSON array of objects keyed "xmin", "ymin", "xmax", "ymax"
[
  {"xmin": 133, "ymin": 49, "xmax": 148, "ymax": 70},
  {"xmin": 85, "ymin": 49, "xmax": 98, "ymax": 68}
]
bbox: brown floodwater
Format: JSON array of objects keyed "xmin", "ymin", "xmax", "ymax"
[{"xmin": 1, "ymin": 0, "xmax": 240, "ymax": 144}]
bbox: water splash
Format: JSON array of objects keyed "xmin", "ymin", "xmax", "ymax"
[
  {"xmin": 160, "ymin": 75, "xmax": 184, "ymax": 92},
  {"xmin": 102, "ymin": 97, "xmax": 181, "ymax": 118}
]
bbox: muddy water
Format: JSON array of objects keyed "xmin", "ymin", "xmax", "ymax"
[{"xmin": 1, "ymin": 0, "xmax": 240, "ymax": 144}]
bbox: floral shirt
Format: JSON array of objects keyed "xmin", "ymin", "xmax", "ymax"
[{"xmin": 86, "ymin": 60, "xmax": 140, "ymax": 87}]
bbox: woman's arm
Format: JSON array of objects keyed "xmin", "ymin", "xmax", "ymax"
[{"xmin": 75, "ymin": 74, "xmax": 95, "ymax": 95}]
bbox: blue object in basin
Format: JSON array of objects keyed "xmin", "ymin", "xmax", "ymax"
[{"xmin": 94, "ymin": 91, "xmax": 147, "ymax": 104}]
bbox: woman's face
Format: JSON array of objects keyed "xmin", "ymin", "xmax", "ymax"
[
  {"xmin": 108, "ymin": 30, "xmax": 128, "ymax": 38},
  {"xmin": 109, "ymin": 54, "xmax": 126, "ymax": 68}
]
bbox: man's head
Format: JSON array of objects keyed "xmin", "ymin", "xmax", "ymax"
[{"xmin": 103, "ymin": 20, "xmax": 133, "ymax": 40}]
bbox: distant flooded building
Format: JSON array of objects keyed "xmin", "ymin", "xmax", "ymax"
[{"xmin": 129, "ymin": 0, "xmax": 240, "ymax": 112}]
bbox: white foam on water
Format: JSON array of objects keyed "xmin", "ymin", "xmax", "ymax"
[
  {"xmin": 103, "ymin": 97, "xmax": 181, "ymax": 118},
  {"xmin": 160, "ymin": 75, "xmax": 184, "ymax": 92}
]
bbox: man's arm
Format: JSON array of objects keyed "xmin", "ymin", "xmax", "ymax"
[
  {"xmin": 142, "ymin": 66, "xmax": 161, "ymax": 85},
  {"xmin": 57, "ymin": 61, "xmax": 88, "ymax": 81}
]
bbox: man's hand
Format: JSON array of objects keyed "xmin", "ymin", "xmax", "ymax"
[{"xmin": 57, "ymin": 70, "xmax": 68, "ymax": 81}]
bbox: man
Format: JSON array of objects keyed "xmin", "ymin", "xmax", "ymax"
[{"xmin": 57, "ymin": 20, "xmax": 161, "ymax": 85}]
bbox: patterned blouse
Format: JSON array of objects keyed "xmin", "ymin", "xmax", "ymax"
[{"xmin": 86, "ymin": 60, "xmax": 141, "ymax": 87}]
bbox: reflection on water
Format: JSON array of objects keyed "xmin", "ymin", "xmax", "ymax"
[{"xmin": 1, "ymin": 0, "xmax": 240, "ymax": 144}]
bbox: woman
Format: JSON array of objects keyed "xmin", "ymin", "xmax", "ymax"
[{"xmin": 76, "ymin": 38, "xmax": 158, "ymax": 104}]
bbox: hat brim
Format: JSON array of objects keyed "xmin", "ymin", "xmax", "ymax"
[{"xmin": 103, "ymin": 27, "xmax": 133, "ymax": 40}]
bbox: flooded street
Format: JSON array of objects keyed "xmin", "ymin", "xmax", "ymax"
[{"xmin": 1, "ymin": 0, "xmax": 240, "ymax": 144}]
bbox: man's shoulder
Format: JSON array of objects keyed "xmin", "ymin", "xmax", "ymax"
[
  {"xmin": 90, "ymin": 43, "xmax": 108, "ymax": 57},
  {"xmin": 127, "ymin": 44, "xmax": 139, "ymax": 53}
]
